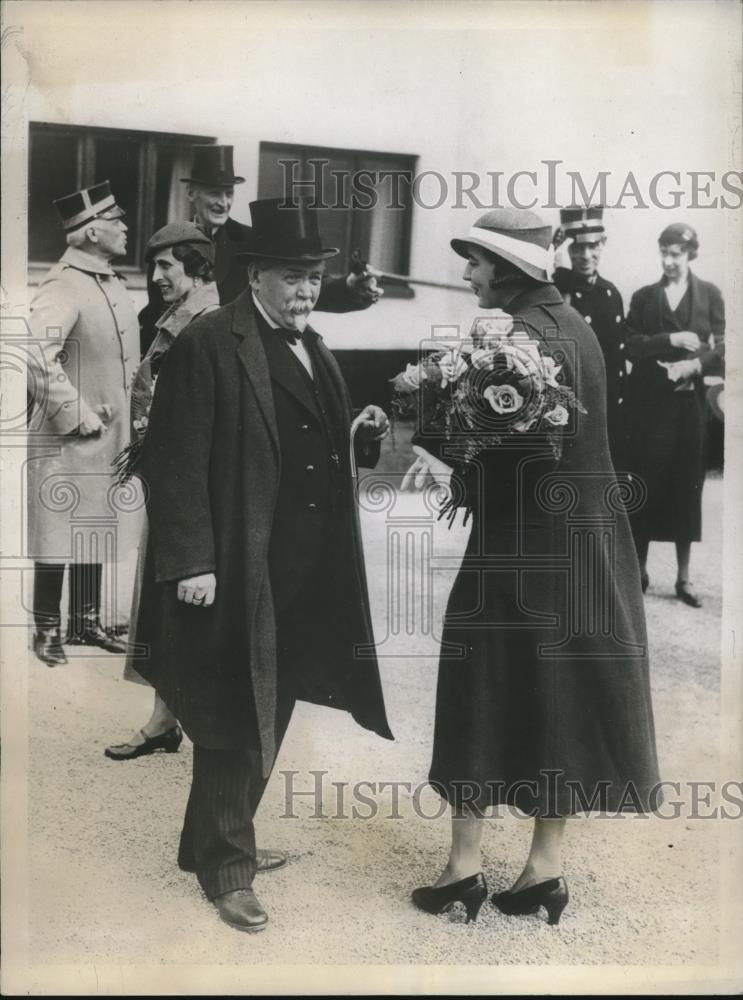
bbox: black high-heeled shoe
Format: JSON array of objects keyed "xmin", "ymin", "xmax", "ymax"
[
  {"xmin": 104, "ymin": 725, "xmax": 183, "ymax": 760},
  {"xmin": 411, "ymin": 873, "xmax": 488, "ymax": 923},
  {"xmin": 492, "ymin": 876, "xmax": 569, "ymax": 925},
  {"xmin": 675, "ymin": 581, "xmax": 702, "ymax": 608}
]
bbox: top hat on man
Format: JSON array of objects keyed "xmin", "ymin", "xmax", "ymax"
[
  {"xmin": 450, "ymin": 207, "xmax": 553, "ymax": 283},
  {"xmin": 53, "ymin": 180, "xmax": 125, "ymax": 232},
  {"xmin": 560, "ymin": 205, "xmax": 605, "ymax": 244},
  {"xmin": 181, "ymin": 145, "xmax": 245, "ymax": 187},
  {"xmin": 237, "ymin": 198, "xmax": 340, "ymax": 262}
]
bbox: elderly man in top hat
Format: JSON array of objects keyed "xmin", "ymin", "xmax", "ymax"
[
  {"xmin": 26, "ymin": 181, "xmax": 138, "ymax": 666},
  {"xmin": 553, "ymin": 206, "xmax": 627, "ymax": 469},
  {"xmin": 132, "ymin": 197, "xmax": 393, "ymax": 932},
  {"xmin": 139, "ymin": 145, "xmax": 382, "ymax": 354}
]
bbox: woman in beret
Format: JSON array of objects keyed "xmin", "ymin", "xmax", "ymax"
[
  {"xmin": 105, "ymin": 223, "xmax": 218, "ymax": 760},
  {"xmin": 624, "ymin": 224, "xmax": 725, "ymax": 607}
]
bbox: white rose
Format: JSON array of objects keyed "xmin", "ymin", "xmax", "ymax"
[
  {"xmin": 543, "ymin": 404, "xmax": 569, "ymax": 426},
  {"xmin": 483, "ymin": 384, "xmax": 524, "ymax": 414},
  {"xmin": 438, "ymin": 350, "xmax": 468, "ymax": 387}
]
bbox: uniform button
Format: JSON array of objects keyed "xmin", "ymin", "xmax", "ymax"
[
  {"xmin": 618, "ymin": 397, "xmax": 624, "ymax": 405},
  {"xmin": 306, "ymin": 464, "xmax": 315, "ymax": 473},
  {"xmin": 615, "ymin": 315, "xmax": 621, "ymax": 323},
  {"xmin": 300, "ymin": 424, "xmax": 310, "ymax": 432},
  {"xmin": 575, "ymin": 291, "xmax": 582, "ymax": 299},
  {"xmin": 619, "ymin": 342, "xmax": 625, "ymax": 349},
  {"xmin": 584, "ymin": 315, "xmax": 592, "ymax": 324},
  {"xmin": 606, "ymin": 289, "xmax": 612, "ymax": 297},
  {"xmin": 308, "ymin": 503, "xmax": 317, "ymax": 510}
]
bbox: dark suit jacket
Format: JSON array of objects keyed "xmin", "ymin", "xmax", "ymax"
[{"xmin": 134, "ymin": 291, "xmax": 393, "ymax": 773}]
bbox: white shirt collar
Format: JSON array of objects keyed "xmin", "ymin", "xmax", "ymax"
[{"xmin": 252, "ymin": 292, "xmax": 280, "ymax": 329}]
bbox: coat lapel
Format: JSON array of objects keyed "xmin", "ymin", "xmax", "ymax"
[
  {"xmin": 687, "ymin": 271, "xmax": 710, "ymax": 334},
  {"xmin": 231, "ymin": 291, "xmax": 280, "ymax": 460},
  {"xmin": 259, "ymin": 327, "xmax": 321, "ymax": 421}
]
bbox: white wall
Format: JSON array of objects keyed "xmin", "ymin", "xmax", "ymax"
[{"xmin": 6, "ymin": 0, "xmax": 742, "ymax": 350}]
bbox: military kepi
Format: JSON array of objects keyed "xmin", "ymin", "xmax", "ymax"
[
  {"xmin": 53, "ymin": 180, "xmax": 125, "ymax": 232},
  {"xmin": 560, "ymin": 205, "xmax": 605, "ymax": 243}
]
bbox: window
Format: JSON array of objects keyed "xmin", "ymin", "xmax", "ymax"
[
  {"xmin": 28, "ymin": 123, "xmax": 215, "ymax": 273},
  {"xmin": 258, "ymin": 141, "xmax": 417, "ymax": 295}
]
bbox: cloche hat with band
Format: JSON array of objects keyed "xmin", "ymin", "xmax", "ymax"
[{"xmin": 450, "ymin": 208, "xmax": 554, "ymax": 283}]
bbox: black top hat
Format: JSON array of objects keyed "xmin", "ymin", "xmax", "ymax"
[
  {"xmin": 180, "ymin": 145, "xmax": 245, "ymax": 187},
  {"xmin": 560, "ymin": 205, "xmax": 605, "ymax": 243},
  {"xmin": 53, "ymin": 180, "xmax": 125, "ymax": 232},
  {"xmin": 237, "ymin": 198, "xmax": 339, "ymax": 262}
]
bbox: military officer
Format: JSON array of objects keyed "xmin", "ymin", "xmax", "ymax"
[
  {"xmin": 553, "ymin": 206, "xmax": 627, "ymax": 468},
  {"xmin": 27, "ymin": 181, "xmax": 138, "ymax": 665}
]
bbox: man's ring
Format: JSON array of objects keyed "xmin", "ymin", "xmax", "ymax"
[{"xmin": 193, "ymin": 595, "xmax": 204, "ymax": 604}]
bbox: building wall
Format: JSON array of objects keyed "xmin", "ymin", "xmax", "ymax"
[{"xmin": 11, "ymin": 1, "xmax": 742, "ymax": 357}]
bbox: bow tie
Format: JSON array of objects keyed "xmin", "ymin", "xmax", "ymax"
[{"xmin": 277, "ymin": 328, "xmax": 301, "ymax": 346}]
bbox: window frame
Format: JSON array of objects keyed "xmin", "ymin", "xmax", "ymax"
[
  {"xmin": 258, "ymin": 140, "xmax": 417, "ymax": 298},
  {"xmin": 28, "ymin": 122, "xmax": 215, "ymax": 284}
]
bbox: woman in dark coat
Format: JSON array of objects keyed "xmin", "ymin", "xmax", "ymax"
[
  {"xmin": 105, "ymin": 223, "xmax": 219, "ymax": 759},
  {"xmin": 624, "ymin": 224, "xmax": 725, "ymax": 607},
  {"xmin": 405, "ymin": 210, "xmax": 661, "ymax": 926}
]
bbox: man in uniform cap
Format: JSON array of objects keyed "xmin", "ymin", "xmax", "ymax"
[
  {"xmin": 132, "ymin": 197, "xmax": 393, "ymax": 932},
  {"xmin": 140, "ymin": 145, "xmax": 383, "ymax": 354},
  {"xmin": 27, "ymin": 181, "xmax": 139, "ymax": 665},
  {"xmin": 553, "ymin": 206, "xmax": 627, "ymax": 468}
]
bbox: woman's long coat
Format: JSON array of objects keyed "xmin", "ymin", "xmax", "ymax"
[
  {"xmin": 133, "ymin": 292, "xmax": 392, "ymax": 776},
  {"xmin": 26, "ymin": 248, "xmax": 139, "ymax": 561},
  {"xmin": 423, "ymin": 284, "xmax": 661, "ymax": 815},
  {"xmin": 623, "ymin": 272, "xmax": 724, "ymax": 542}
]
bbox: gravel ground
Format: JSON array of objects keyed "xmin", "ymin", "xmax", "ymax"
[{"xmin": 18, "ymin": 473, "xmax": 731, "ymax": 984}]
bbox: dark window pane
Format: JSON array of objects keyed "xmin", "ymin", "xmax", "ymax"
[
  {"xmin": 29, "ymin": 127, "xmax": 80, "ymax": 263},
  {"xmin": 93, "ymin": 136, "xmax": 141, "ymax": 266}
]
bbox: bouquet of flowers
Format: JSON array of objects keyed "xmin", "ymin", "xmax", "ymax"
[{"xmin": 390, "ymin": 311, "xmax": 586, "ymax": 463}]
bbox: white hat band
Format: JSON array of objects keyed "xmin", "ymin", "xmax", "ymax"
[{"xmin": 466, "ymin": 226, "xmax": 550, "ymax": 271}]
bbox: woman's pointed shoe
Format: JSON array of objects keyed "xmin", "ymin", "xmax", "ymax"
[
  {"xmin": 411, "ymin": 873, "xmax": 488, "ymax": 923},
  {"xmin": 492, "ymin": 876, "xmax": 569, "ymax": 925},
  {"xmin": 104, "ymin": 724, "xmax": 183, "ymax": 760}
]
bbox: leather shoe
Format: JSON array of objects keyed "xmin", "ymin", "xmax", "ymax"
[
  {"xmin": 67, "ymin": 618, "xmax": 128, "ymax": 654},
  {"xmin": 104, "ymin": 725, "xmax": 183, "ymax": 760},
  {"xmin": 33, "ymin": 628, "xmax": 68, "ymax": 667},
  {"xmin": 214, "ymin": 888, "xmax": 268, "ymax": 933},
  {"xmin": 256, "ymin": 848, "xmax": 288, "ymax": 873},
  {"xmin": 675, "ymin": 582, "xmax": 702, "ymax": 608}
]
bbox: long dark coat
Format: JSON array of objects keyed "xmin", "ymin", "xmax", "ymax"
[
  {"xmin": 133, "ymin": 291, "xmax": 393, "ymax": 776},
  {"xmin": 624, "ymin": 272, "xmax": 724, "ymax": 542},
  {"xmin": 422, "ymin": 283, "xmax": 661, "ymax": 815}
]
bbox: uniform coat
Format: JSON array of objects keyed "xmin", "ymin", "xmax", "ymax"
[
  {"xmin": 624, "ymin": 272, "xmax": 724, "ymax": 542},
  {"xmin": 27, "ymin": 248, "xmax": 139, "ymax": 561},
  {"xmin": 420, "ymin": 283, "xmax": 661, "ymax": 815},
  {"xmin": 133, "ymin": 290, "xmax": 393, "ymax": 776},
  {"xmin": 553, "ymin": 266, "xmax": 627, "ymax": 468}
]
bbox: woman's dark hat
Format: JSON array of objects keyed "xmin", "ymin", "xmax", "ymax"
[
  {"xmin": 53, "ymin": 180, "xmax": 125, "ymax": 232},
  {"xmin": 451, "ymin": 208, "xmax": 554, "ymax": 283},
  {"xmin": 658, "ymin": 222, "xmax": 698, "ymax": 249},
  {"xmin": 236, "ymin": 198, "xmax": 340, "ymax": 262},
  {"xmin": 180, "ymin": 145, "xmax": 245, "ymax": 186},
  {"xmin": 144, "ymin": 222, "xmax": 215, "ymax": 263}
]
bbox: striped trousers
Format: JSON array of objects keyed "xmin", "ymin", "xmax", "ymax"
[{"xmin": 177, "ymin": 693, "xmax": 295, "ymax": 899}]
